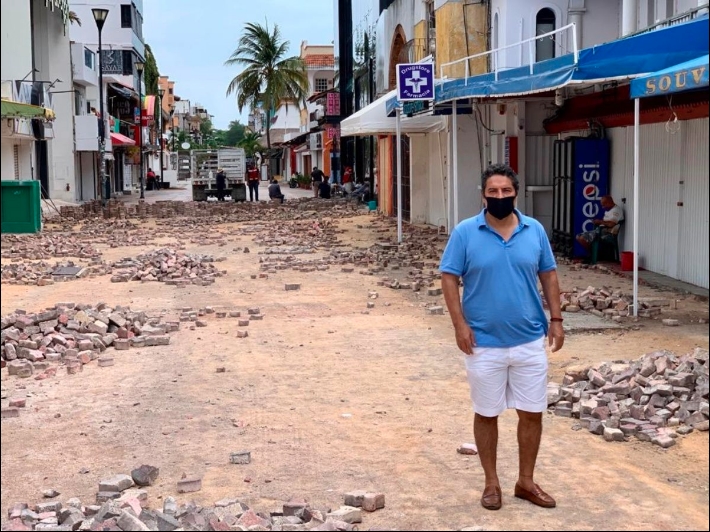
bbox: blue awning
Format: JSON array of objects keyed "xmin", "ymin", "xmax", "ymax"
[
  {"xmin": 387, "ymin": 15, "xmax": 709, "ymax": 113},
  {"xmin": 630, "ymin": 54, "xmax": 709, "ymax": 98}
]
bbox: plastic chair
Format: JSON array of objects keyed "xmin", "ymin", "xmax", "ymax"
[{"xmin": 590, "ymin": 220, "xmax": 623, "ymax": 264}]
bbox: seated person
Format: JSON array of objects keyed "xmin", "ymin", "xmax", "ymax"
[
  {"xmin": 576, "ymin": 195, "xmax": 624, "ymax": 255},
  {"xmin": 351, "ymin": 181, "xmax": 370, "ymax": 202},
  {"xmin": 268, "ymin": 178, "xmax": 285, "ymax": 203},
  {"xmin": 318, "ymin": 179, "xmax": 331, "ymax": 199}
]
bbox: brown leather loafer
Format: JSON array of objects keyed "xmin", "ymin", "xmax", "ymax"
[
  {"xmin": 481, "ymin": 485, "xmax": 502, "ymax": 510},
  {"xmin": 514, "ymin": 483, "xmax": 556, "ymax": 508}
]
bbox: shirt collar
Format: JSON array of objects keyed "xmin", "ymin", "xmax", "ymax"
[{"xmin": 476, "ymin": 208, "xmax": 530, "ymax": 229}]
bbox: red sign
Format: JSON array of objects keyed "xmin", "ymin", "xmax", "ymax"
[
  {"xmin": 326, "ymin": 126, "xmax": 340, "ymax": 140},
  {"xmin": 326, "ymin": 92, "xmax": 340, "ymax": 116}
]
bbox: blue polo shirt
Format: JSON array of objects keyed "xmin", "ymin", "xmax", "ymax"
[{"xmin": 439, "ymin": 209, "xmax": 556, "ymax": 348}]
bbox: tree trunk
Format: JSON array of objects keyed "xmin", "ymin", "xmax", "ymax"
[{"xmin": 265, "ymin": 108, "xmax": 272, "ymax": 150}]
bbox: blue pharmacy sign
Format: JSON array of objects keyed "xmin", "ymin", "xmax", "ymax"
[
  {"xmin": 572, "ymin": 138, "xmax": 610, "ymax": 258},
  {"xmin": 396, "ymin": 63, "xmax": 435, "ymax": 102}
]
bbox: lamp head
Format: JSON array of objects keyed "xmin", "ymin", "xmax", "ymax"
[
  {"xmin": 135, "ymin": 61, "xmax": 145, "ymax": 74},
  {"xmin": 92, "ymin": 8, "xmax": 109, "ymax": 30}
]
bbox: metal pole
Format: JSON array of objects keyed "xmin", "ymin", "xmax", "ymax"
[
  {"xmin": 159, "ymin": 95, "xmax": 164, "ymax": 186},
  {"xmin": 98, "ymin": 27, "xmax": 107, "ymax": 204},
  {"xmin": 452, "ymin": 100, "xmax": 459, "ymax": 228},
  {"xmin": 633, "ymin": 97, "xmax": 640, "ymax": 318},
  {"xmin": 396, "ymin": 108, "xmax": 403, "ymax": 244},
  {"xmin": 138, "ymin": 70, "xmax": 144, "ymax": 199}
]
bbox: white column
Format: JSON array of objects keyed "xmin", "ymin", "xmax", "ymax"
[
  {"xmin": 396, "ymin": 108, "xmax": 403, "ymax": 244},
  {"xmin": 568, "ymin": 9, "xmax": 585, "ymax": 50},
  {"xmin": 632, "ymin": 98, "xmax": 640, "ymax": 318},
  {"xmin": 622, "ymin": 0, "xmax": 638, "ymax": 36}
]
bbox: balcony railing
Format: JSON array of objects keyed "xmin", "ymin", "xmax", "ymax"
[
  {"xmin": 632, "ymin": 3, "xmax": 709, "ymax": 36},
  {"xmin": 439, "ymin": 23, "xmax": 578, "ymax": 82}
]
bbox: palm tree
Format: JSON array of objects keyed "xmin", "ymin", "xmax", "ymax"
[
  {"xmin": 68, "ymin": 11, "xmax": 81, "ymax": 26},
  {"xmin": 238, "ymin": 131, "xmax": 263, "ymax": 158},
  {"xmin": 225, "ymin": 21, "xmax": 308, "ymax": 150}
]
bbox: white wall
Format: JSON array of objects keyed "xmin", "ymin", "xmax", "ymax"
[
  {"xmin": 452, "ymin": 113, "xmax": 485, "ymax": 225},
  {"xmin": 1, "ymin": 0, "xmax": 33, "ymax": 81},
  {"xmin": 75, "ymin": 151, "xmax": 98, "ymax": 200},
  {"xmin": 375, "ymin": 0, "xmax": 427, "ymax": 94},
  {"xmin": 607, "ymin": 118, "xmax": 709, "ymax": 288},
  {"xmin": 490, "ymin": 0, "xmax": 621, "ymax": 70},
  {"xmin": 1, "ymin": 139, "xmax": 34, "ymax": 181},
  {"xmin": 33, "ymin": 0, "xmax": 75, "ymax": 202},
  {"xmin": 272, "ymin": 103, "xmax": 301, "ymax": 130},
  {"xmin": 70, "ymin": 1, "xmax": 144, "ymax": 58}
]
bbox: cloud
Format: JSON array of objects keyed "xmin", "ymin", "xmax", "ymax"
[{"xmin": 143, "ymin": 0, "xmax": 334, "ymax": 130}]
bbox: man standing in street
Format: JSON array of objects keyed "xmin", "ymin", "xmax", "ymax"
[
  {"xmin": 246, "ymin": 163, "xmax": 260, "ymax": 202},
  {"xmin": 440, "ymin": 163, "xmax": 564, "ymax": 512},
  {"xmin": 311, "ymin": 166, "xmax": 324, "ymax": 198},
  {"xmin": 215, "ymin": 167, "xmax": 227, "ymax": 201}
]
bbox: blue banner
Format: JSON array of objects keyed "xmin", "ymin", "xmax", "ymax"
[{"xmin": 573, "ymin": 139, "xmax": 610, "ymax": 258}]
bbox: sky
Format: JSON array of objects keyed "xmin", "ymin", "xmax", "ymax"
[{"xmin": 143, "ymin": 0, "xmax": 335, "ymax": 130}]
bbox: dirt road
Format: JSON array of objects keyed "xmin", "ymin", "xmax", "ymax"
[{"xmin": 1, "ymin": 211, "xmax": 708, "ymax": 531}]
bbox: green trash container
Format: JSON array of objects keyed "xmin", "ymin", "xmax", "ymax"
[{"xmin": 1, "ymin": 180, "xmax": 42, "ymax": 233}]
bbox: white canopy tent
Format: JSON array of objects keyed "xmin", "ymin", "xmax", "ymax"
[{"xmin": 340, "ymin": 89, "xmax": 447, "ymax": 137}]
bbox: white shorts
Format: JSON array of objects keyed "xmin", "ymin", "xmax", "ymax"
[{"xmin": 464, "ymin": 336, "xmax": 548, "ymax": 417}]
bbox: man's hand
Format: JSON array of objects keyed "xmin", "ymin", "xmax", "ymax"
[
  {"xmin": 455, "ymin": 323, "xmax": 475, "ymax": 355},
  {"xmin": 548, "ymin": 321, "xmax": 565, "ymax": 352}
]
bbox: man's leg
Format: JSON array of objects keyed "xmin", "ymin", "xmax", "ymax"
[
  {"xmin": 474, "ymin": 414, "xmax": 500, "ymax": 488},
  {"xmin": 516, "ymin": 410, "xmax": 543, "ymax": 491},
  {"xmin": 254, "ymin": 182, "xmax": 259, "ymax": 202}
]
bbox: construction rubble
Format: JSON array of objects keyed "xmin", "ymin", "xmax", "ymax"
[
  {"xmin": 2, "ymin": 467, "xmax": 386, "ymax": 532},
  {"xmin": 547, "ymin": 347, "xmax": 710, "ymax": 447},
  {"xmin": 110, "ymin": 248, "xmax": 225, "ymax": 285},
  {"xmin": 0, "ymin": 303, "xmax": 179, "ymax": 411}
]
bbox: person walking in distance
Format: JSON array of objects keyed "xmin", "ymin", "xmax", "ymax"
[
  {"xmin": 439, "ymin": 163, "xmax": 564, "ymax": 511},
  {"xmin": 246, "ymin": 163, "xmax": 260, "ymax": 202},
  {"xmin": 311, "ymin": 166, "xmax": 324, "ymax": 198}
]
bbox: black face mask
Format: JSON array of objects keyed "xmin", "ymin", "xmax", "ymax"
[{"xmin": 485, "ymin": 196, "xmax": 516, "ymax": 220}]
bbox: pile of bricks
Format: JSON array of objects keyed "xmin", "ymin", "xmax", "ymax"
[
  {"xmin": 547, "ymin": 347, "xmax": 709, "ymax": 447},
  {"xmin": 1, "ymin": 303, "xmax": 178, "ymax": 412},
  {"xmin": 110, "ymin": 248, "xmax": 225, "ymax": 286},
  {"xmin": 1, "ymin": 259, "xmax": 114, "ymax": 286},
  {"xmin": 0, "ymin": 233, "xmax": 100, "ymax": 260},
  {"xmin": 2, "ymin": 470, "xmax": 385, "ymax": 531},
  {"xmin": 58, "ymin": 198, "xmax": 365, "ymax": 222},
  {"xmin": 559, "ymin": 285, "xmax": 677, "ymax": 322}
]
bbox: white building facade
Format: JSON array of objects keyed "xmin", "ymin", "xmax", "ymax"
[{"xmin": 1, "ymin": 0, "xmax": 76, "ymax": 203}]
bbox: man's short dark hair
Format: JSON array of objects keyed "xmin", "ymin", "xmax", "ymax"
[{"xmin": 481, "ymin": 164, "xmax": 520, "ymax": 194}]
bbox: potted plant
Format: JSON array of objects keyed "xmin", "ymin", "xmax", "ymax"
[{"xmin": 297, "ymin": 173, "xmax": 311, "ymax": 189}]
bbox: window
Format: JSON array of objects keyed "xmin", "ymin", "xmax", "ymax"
[
  {"xmin": 535, "ymin": 8, "xmax": 556, "ymax": 61},
  {"xmin": 122, "ymin": 50, "xmax": 134, "ymax": 76},
  {"xmin": 315, "ymin": 78, "xmax": 329, "ymax": 92},
  {"xmin": 168, "ymin": 88, "xmax": 173, "ymax": 94},
  {"xmin": 425, "ymin": 0, "xmax": 436, "ymax": 56},
  {"xmin": 84, "ymin": 48, "xmax": 94, "ymax": 69},
  {"xmin": 121, "ymin": 4, "xmax": 132, "ymax": 28}
]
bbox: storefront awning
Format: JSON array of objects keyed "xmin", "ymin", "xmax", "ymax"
[
  {"xmin": 1, "ymin": 100, "xmax": 54, "ymax": 120},
  {"xmin": 341, "ymin": 89, "xmax": 447, "ymax": 137},
  {"xmin": 109, "ymin": 83, "xmax": 136, "ymax": 100},
  {"xmin": 630, "ymin": 54, "xmax": 709, "ymax": 99},
  {"xmin": 110, "ymin": 132, "xmax": 135, "ymax": 146}
]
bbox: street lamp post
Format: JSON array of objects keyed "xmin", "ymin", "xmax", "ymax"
[
  {"xmin": 92, "ymin": 8, "xmax": 109, "ymax": 204},
  {"xmin": 135, "ymin": 60, "xmax": 145, "ymax": 199},
  {"xmin": 158, "ymin": 87, "xmax": 165, "ymax": 187}
]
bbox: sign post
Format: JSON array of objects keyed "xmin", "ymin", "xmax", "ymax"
[{"xmin": 395, "ymin": 63, "xmax": 435, "ymax": 243}]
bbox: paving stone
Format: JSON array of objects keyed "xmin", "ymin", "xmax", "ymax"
[
  {"xmin": 98, "ymin": 475, "xmax": 134, "ymax": 493},
  {"xmin": 229, "ymin": 451, "xmax": 251, "ymax": 465},
  {"xmin": 361, "ymin": 493, "xmax": 385, "ymax": 512},
  {"xmin": 176, "ymin": 477, "xmax": 202, "ymax": 493},
  {"xmin": 131, "ymin": 465, "xmax": 159, "ymax": 487}
]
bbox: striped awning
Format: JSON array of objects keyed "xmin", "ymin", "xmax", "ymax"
[{"xmin": 1, "ymin": 100, "xmax": 54, "ymax": 120}]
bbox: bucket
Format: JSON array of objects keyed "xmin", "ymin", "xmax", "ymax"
[
  {"xmin": 367, "ymin": 200, "xmax": 377, "ymax": 211},
  {"xmin": 620, "ymin": 251, "xmax": 635, "ymax": 272}
]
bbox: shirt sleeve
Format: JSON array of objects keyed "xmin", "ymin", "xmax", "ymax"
[
  {"xmin": 538, "ymin": 226, "xmax": 557, "ymax": 273},
  {"xmin": 439, "ymin": 228, "xmax": 466, "ymax": 276},
  {"xmin": 604, "ymin": 206, "xmax": 623, "ymax": 223}
]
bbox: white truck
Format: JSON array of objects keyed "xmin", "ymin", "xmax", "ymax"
[{"xmin": 190, "ymin": 148, "xmax": 247, "ymax": 201}]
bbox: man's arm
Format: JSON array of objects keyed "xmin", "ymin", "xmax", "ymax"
[
  {"xmin": 441, "ymin": 273, "xmax": 474, "ymax": 354},
  {"xmin": 539, "ymin": 269, "xmax": 564, "ymax": 352}
]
